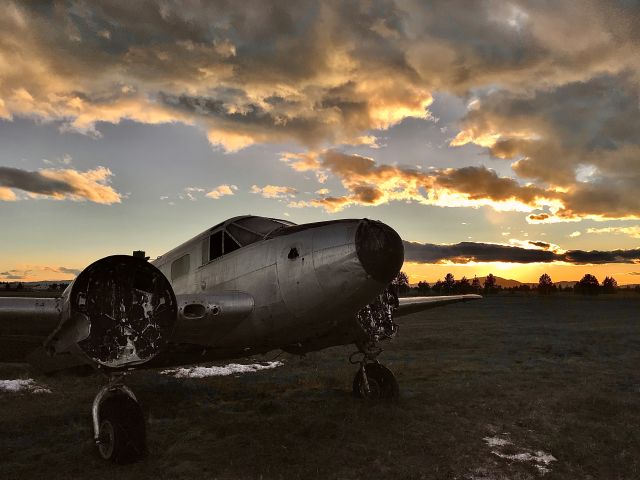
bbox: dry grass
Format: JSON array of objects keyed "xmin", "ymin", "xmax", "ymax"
[{"xmin": 1, "ymin": 294, "xmax": 639, "ymax": 479}]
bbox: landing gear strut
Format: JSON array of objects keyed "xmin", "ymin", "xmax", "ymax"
[
  {"xmin": 350, "ymin": 345, "xmax": 399, "ymax": 400},
  {"xmin": 351, "ymin": 284, "xmax": 400, "ymax": 400},
  {"xmin": 92, "ymin": 374, "xmax": 146, "ymax": 464}
]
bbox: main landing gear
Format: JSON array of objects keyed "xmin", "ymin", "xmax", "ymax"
[
  {"xmin": 350, "ymin": 344, "xmax": 399, "ymax": 401},
  {"xmin": 92, "ymin": 374, "xmax": 146, "ymax": 464}
]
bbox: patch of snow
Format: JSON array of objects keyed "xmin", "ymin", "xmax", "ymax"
[
  {"xmin": 491, "ymin": 448, "xmax": 557, "ymax": 475},
  {"xmin": 484, "ymin": 432, "xmax": 557, "ymax": 475},
  {"xmin": 0, "ymin": 379, "xmax": 51, "ymax": 394},
  {"xmin": 492, "ymin": 450, "xmax": 556, "ymax": 464},
  {"xmin": 483, "ymin": 436, "xmax": 512, "ymax": 447},
  {"xmin": 162, "ymin": 361, "xmax": 284, "ymax": 378}
]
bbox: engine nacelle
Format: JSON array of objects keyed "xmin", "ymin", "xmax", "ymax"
[{"xmin": 45, "ymin": 255, "xmax": 177, "ymax": 369}]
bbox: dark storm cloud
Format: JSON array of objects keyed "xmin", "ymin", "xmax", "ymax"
[
  {"xmin": 0, "ymin": 166, "xmax": 121, "ymax": 203},
  {"xmin": 404, "ymin": 241, "xmax": 640, "ymax": 265},
  {"xmin": 528, "ymin": 241, "xmax": 551, "ymax": 250},
  {"xmin": 560, "ymin": 249, "xmax": 640, "ymax": 265},
  {"xmin": 0, "ymin": 166, "xmax": 75, "ymax": 195},
  {"xmin": 404, "ymin": 241, "xmax": 557, "ymax": 264}
]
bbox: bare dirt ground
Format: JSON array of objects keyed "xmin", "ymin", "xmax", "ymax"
[{"xmin": 1, "ymin": 294, "xmax": 639, "ymax": 479}]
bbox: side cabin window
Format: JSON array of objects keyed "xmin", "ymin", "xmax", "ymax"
[
  {"xmin": 206, "ymin": 230, "xmax": 241, "ymax": 264},
  {"xmin": 170, "ymin": 254, "xmax": 190, "ymax": 281}
]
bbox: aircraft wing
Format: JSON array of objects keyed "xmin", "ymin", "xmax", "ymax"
[{"xmin": 395, "ymin": 294, "xmax": 482, "ymax": 318}]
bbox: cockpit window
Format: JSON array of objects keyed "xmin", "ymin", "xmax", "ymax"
[
  {"xmin": 227, "ymin": 216, "xmax": 295, "ymax": 246},
  {"xmin": 234, "ymin": 216, "xmax": 294, "ymax": 236},
  {"xmin": 227, "ymin": 224, "xmax": 262, "ymax": 246},
  {"xmin": 202, "ymin": 217, "xmax": 297, "ymax": 265},
  {"xmin": 223, "ymin": 231, "xmax": 240, "ymax": 255}
]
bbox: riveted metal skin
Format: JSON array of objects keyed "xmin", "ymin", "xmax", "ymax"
[{"xmin": 149, "ymin": 218, "xmax": 402, "ymax": 357}]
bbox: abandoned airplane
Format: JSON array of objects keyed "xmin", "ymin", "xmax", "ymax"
[{"xmin": 0, "ymin": 215, "xmax": 480, "ymax": 463}]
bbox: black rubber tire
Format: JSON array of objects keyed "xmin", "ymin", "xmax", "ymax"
[
  {"xmin": 97, "ymin": 393, "xmax": 146, "ymax": 464},
  {"xmin": 352, "ymin": 363, "xmax": 399, "ymax": 401}
]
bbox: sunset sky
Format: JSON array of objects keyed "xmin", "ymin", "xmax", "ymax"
[{"xmin": 1, "ymin": 1, "xmax": 639, "ymax": 284}]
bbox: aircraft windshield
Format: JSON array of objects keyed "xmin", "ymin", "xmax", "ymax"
[{"xmin": 226, "ymin": 216, "xmax": 295, "ymax": 247}]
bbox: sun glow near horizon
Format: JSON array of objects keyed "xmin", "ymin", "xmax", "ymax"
[{"xmin": 403, "ymin": 261, "xmax": 640, "ymax": 286}]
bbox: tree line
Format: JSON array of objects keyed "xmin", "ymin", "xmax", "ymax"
[
  {"xmin": 394, "ymin": 272, "xmax": 638, "ymax": 296},
  {"xmin": 393, "ymin": 272, "xmax": 499, "ymax": 295},
  {"xmin": 1, "ymin": 282, "xmax": 69, "ymax": 291}
]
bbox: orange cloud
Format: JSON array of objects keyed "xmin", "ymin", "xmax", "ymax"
[
  {"xmin": 250, "ymin": 184, "xmax": 298, "ymax": 199},
  {"xmin": 281, "ymin": 150, "xmax": 560, "ymax": 214},
  {"xmin": 0, "ymin": 187, "xmax": 17, "ymax": 201},
  {"xmin": 205, "ymin": 184, "xmax": 237, "ymax": 199}
]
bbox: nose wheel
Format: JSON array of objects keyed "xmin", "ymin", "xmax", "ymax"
[
  {"xmin": 350, "ymin": 347, "xmax": 399, "ymax": 401},
  {"xmin": 93, "ymin": 375, "xmax": 147, "ymax": 464}
]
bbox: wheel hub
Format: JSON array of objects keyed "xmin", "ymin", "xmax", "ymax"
[{"xmin": 97, "ymin": 420, "xmax": 115, "ymax": 459}]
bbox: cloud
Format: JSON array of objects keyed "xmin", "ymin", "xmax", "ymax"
[
  {"xmin": 250, "ymin": 184, "xmax": 298, "ymax": 199},
  {"xmin": 586, "ymin": 226, "xmax": 640, "ymax": 239},
  {"xmin": 180, "ymin": 186, "xmax": 205, "ymax": 201},
  {"xmin": 0, "ymin": 166, "xmax": 121, "ymax": 204},
  {"xmin": 569, "ymin": 231, "xmax": 582, "ymax": 238},
  {"xmin": 0, "ymin": 269, "xmax": 28, "ymax": 280},
  {"xmin": 0, "ymin": 1, "xmax": 638, "ymax": 222},
  {"xmin": 205, "ymin": 184, "xmax": 238, "ymax": 199},
  {"xmin": 281, "ymin": 149, "xmax": 559, "ymax": 213},
  {"xmin": 404, "ymin": 241, "xmax": 640, "ymax": 265},
  {"xmin": 452, "ymin": 74, "xmax": 640, "ymax": 222},
  {"xmin": 0, "ymin": 187, "xmax": 17, "ymax": 201},
  {"xmin": 0, "ymin": 1, "xmax": 436, "ymax": 151},
  {"xmin": 282, "ymin": 142, "xmax": 640, "ymax": 223},
  {"xmin": 528, "ymin": 241, "xmax": 551, "ymax": 250},
  {"xmin": 43, "ymin": 266, "xmax": 81, "ymax": 276},
  {"xmin": 0, "ymin": 265, "xmax": 79, "ymax": 281},
  {"xmin": 5, "ymin": 1, "xmax": 635, "ymax": 155}
]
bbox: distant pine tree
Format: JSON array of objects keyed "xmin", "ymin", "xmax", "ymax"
[
  {"xmin": 602, "ymin": 276, "xmax": 618, "ymax": 294},
  {"xmin": 537, "ymin": 273, "xmax": 556, "ymax": 295},
  {"xmin": 443, "ymin": 273, "xmax": 455, "ymax": 294},
  {"xmin": 471, "ymin": 276, "xmax": 482, "ymax": 293},
  {"xmin": 455, "ymin": 276, "xmax": 471, "ymax": 294},
  {"xmin": 417, "ymin": 281, "xmax": 430, "ymax": 295},
  {"xmin": 575, "ymin": 274, "xmax": 600, "ymax": 295},
  {"xmin": 392, "ymin": 271, "xmax": 410, "ymax": 295},
  {"xmin": 483, "ymin": 274, "xmax": 497, "ymax": 294}
]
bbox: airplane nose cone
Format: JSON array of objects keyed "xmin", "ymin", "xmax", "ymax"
[{"xmin": 355, "ymin": 219, "xmax": 404, "ymax": 283}]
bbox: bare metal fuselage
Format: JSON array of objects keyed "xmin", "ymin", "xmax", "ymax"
[
  {"xmin": 0, "ymin": 216, "xmax": 405, "ymax": 369},
  {"xmin": 151, "ymin": 219, "xmax": 390, "ymax": 359}
]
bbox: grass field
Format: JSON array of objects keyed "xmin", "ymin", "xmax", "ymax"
[{"xmin": 1, "ymin": 294, "xmax": 639, "ymax": 479}]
